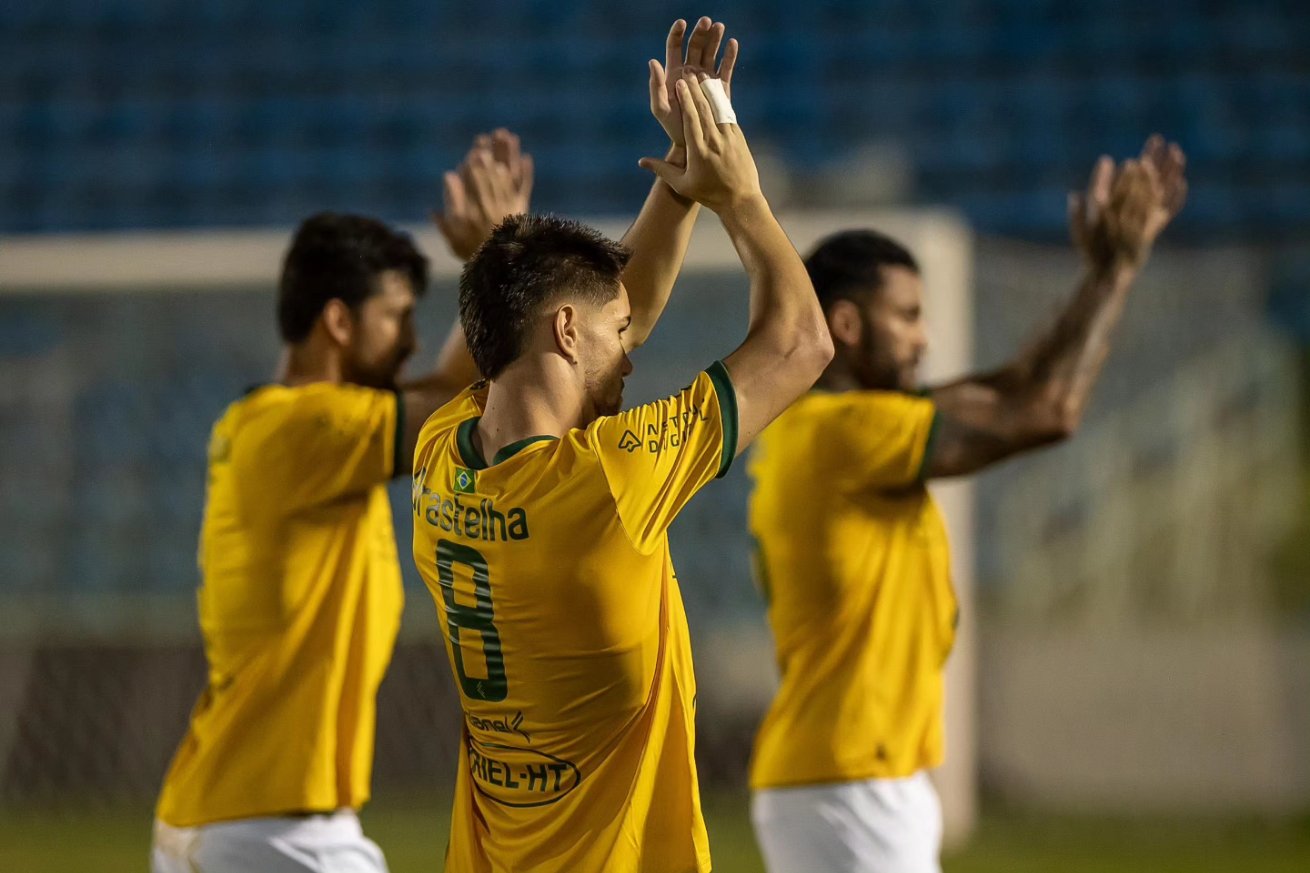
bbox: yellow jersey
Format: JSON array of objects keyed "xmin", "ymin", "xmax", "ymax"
[
  {"xmin": 157, "ymin": 382, "xmax": 405, "ymax": 826},
  {"xmin": 747, "ymin": 390, "xmax": 956, "ymax": 789},
  {"xmin": 411, "ymin": 363, "xmax": 737, "ymax": 873}
]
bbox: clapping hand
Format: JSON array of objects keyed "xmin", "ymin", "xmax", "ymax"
[
  {"xmin": 649, "ymin": 17, "xmax": 738, "ymax": 148},
  {"xmin": 433, "ymin": 129, "xmax": 534, "ymax": 261},
  {"xmin": 639, "ymin": 72, "xmax": 761, "ymax": 213},
  {"xmin": 1069, "ymin": 134, "xmax": 1187, "ymax": 270}
]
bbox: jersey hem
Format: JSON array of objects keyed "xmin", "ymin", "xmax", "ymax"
[
  {"xmin": 154, "ymin": 802, "xmax": 363, "ymax": 829},
  {"xmin": 707, "ymin": 360, "xmax": 739, "ymax": 479},
  {"xmin": 749, "ymin": 763, "xmax": 937, "ymax": 793}
]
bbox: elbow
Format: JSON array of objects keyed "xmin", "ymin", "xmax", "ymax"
[
  {"xmin": 762, "ymin": 317, "xmax": 833, "ymax": 375},
  {"xmin": 768, "ymin": 326, "xmax": 832, "ymax": 387},
  {"xmin": 1054, "ymin": 403, "xmax": 1084, "ymax": 441},
  {"xmin": 1035, "ymin": 393, "xmax": 1083, "ymax": 444},
  {"xmin": 810, "ymin": 321, "xmax": 836, "ymax": 371},
  {"xmin": 1043, "ymin": 417, "xmax": 1079, "ymax": 445},
  {"xmin": 794, "ymin": 318, "xmax": 834, "ymax": 378},
  {"xmin": 752, "ymin": 302, "xmax": 834, "ymax": 379},
  {"xmin": 802, "ymin": 299, "xmax": 835, "ymax": 370},
  {"xmin": 1013, "ymin": 382, "xmax": 1083, "ymax": 446}
]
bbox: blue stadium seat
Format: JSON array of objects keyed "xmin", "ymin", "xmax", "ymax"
[{"xmin": 1, "ymin": 2, "xmax": 1307, "ymax": 237}]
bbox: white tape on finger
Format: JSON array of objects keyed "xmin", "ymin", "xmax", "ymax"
[{"xmin": 698, "ymin": 78, "xmax": 737, "ymax": 125}]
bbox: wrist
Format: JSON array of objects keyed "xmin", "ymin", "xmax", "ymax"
[
  {"xmin": 712, "ymin": 191, "xmax": 769, "ymax": 220},
  {"xmin": 656, "ymin": 145, "xmax": 699, "ymax": 207},
  {"xmin": 1088, "ymin": 252, "xmax": 1141, "ymax": 283}
]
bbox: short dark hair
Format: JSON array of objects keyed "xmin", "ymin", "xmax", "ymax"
[
  {"xmin": 804, "ymin": 229, "xmax": 919, "ymax": 310},
  {"xmin": 277, "ymin": 212, "xmax": 429, "ymax": 343},
  {"xmin": 459, "ymin": 214, "xmax": 631, "ymax": 379}
]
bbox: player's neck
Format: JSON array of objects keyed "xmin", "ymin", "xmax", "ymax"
[
  {"xmin": 814, "ymin": 361, "xmax": 863, "ymax": 393},
  {"xmin": 277, "ymin": 342, "xmax": 345, "ymax": 387},
  {"xmin": 476, "ymin": 359, "xmax": 582, "ymax": 460}
]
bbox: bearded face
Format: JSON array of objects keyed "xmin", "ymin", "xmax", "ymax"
[
  {"xmin": 577, "ymin": 283, "xmax": 634, "ymax": 422},
  {"xmin": 849, "ymin": 265, "xmax": 928, "ymax": 393},
  {"xmin": 341, "ymin": 270, "xmax": 418, "ymax": 390}
]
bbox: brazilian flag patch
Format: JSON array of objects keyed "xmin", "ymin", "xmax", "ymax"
[{"xmin": 453, "ymin": 466, "xmax": 477, "ymax": 494}]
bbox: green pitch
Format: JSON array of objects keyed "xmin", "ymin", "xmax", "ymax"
[{"xmin": 2, "ymin": 793, "xmax": 1308, "ymax": 873}]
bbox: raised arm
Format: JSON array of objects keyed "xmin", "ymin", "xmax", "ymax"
[
  {"xmin": 620, "ymin": 17, "xmax": 739, "ymax": 351},
  {"xmin": 640, "ymin": 73, "xmax": 833, "ymax": 455},
  {"xmin": 924, "ymin": 135, "xmax": 1188, "ymax": 478},
  {"xmin": 397, "ymin": 130, "xmax": 533, "ymax": 469}
]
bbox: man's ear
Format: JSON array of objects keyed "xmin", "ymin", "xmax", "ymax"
[
  {"xmin": 322, "ymin": 298, "xmax": 355, "ymax": 347},
  {"xmin": 553, "ymin": 303, "xmax": 581, "ymax": 365},
  {"xmin": 826, "ymin": 299, "xmax": 864, "ymax": 348}
]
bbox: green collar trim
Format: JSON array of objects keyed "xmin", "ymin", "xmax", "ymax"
[
  {"xmin": 457, "ymin": 417, "xmax": 557, "ymax": 469},
  {"xmin": 456, "ymin": 418, "xmax": 487, "ymax": 470},
  {"xmin": 492, "ymin": 435, "xmax": 558, "ymax": 465}
]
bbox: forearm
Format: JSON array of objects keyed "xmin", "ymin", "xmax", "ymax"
[
  {"xmin": 400, "ymin": 322, "xmax": 479, "ymax": 394},
  {"xmin": 926, "ymin": 262, "xmax": 1136, "ymax": 478},
  {"xmin": 1011, "ymin": 260, "xmax": 1137, "ymax": 423},
  {"xmin": 719, "ymin": 196, "xmax": 821, "ymax": 341},
  {"xmin": 718, "ymin": 196, "xmax": 833, "ymax": 453},
  {"xmin": 395, "ymin": 321, "xmax": 478, "ymax": 472},
  {"xmin": 619, "ymin": 146, "xmax": 700, "ymax": 349},
  {"xmin": 432, "ymin": 322, "xmax": 481, "ymax": 388}
]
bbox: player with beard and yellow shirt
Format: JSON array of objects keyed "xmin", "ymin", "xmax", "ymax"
[
  {"xmin": 411, "ymin": 21, "xmax": 834, "ymax": 873},
  {"xmin": 151, "ymin": 133, "xmax": 533, "ymax": 873},
  {"xmin": 747, "ymin": 138, "xmax": 1189, "ymax": 873}
]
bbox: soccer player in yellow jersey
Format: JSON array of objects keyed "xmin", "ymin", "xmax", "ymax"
[
  {"xmin": 746, "ymin": 138, "xmax": 1189, "ymax": 873},
  {"xmin": 151, "ymin": 132, "xmax": 533, "ymax": 873},
  {"xmin": 410, "ymin": 21, "xmax": 834, "ymax": 873}
]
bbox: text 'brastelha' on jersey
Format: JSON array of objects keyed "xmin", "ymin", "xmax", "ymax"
[{"xmin": 412, "ymin": 474, "xmax": 530, "ymax": 542}]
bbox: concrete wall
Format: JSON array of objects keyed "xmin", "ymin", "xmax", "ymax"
[{"xmin": 979, "ymin": 624, "xmax": 1310, "ymax": 814}]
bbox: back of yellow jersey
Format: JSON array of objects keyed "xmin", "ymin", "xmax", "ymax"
[
  {"xmin": 157, "ymin": 382, "xmax": 404, "ymax": 826},
  {"xmin": 748, "ymin": 390, "xmax": 957, "ymax": 789},
  {"xmin": 412, "ymin": 364, "xmax": 736, "ymax": 873}
]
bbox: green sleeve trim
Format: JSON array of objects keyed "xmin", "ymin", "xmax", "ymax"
[
  {"xmin": 491, "ymin": 435, "xmax": 558, "ymax": 465},
  {"xmin": 707, "ymin": 360, "xmax": 739, "ymax": 479},
  {"xmin": 456, "ymin": 417, "xmax": 488, "ymax": 470},
  {"xmin": 916, "ymin": 406, "xmax": 941, "ymax": 482},
  {"xmin": 392, "ymin": 389, "xmax": 406, "ymax": 479}
]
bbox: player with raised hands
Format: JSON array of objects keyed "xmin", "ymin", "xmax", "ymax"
[
  {"xmin": 150, "ymin": 131, "xmax": 532, "ymax": 873},
  {"xmin": 746, "ymin": 137, "xmax": 1187, "ymax": 873},
  {"xmin": 409, "ymin": 22, "xmax": 831, "ymax": 873}
]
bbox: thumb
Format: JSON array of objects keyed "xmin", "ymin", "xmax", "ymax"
[{"xmin": 638, "ymin": 156, "xmax": 681, "ymax": 186}]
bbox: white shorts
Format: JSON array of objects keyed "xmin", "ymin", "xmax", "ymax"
[
  {"xmin": 151, "ymin": 810, "xmax": 388, "ymax": 873},
  {"xmin": 751, "ymin": 772, "xmax": 943, "ymax": 873}
]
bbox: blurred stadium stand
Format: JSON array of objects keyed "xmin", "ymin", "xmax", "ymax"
[{"xmin": 2, "ymin": 0, "xmax": 1309, "ymax": 242}]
